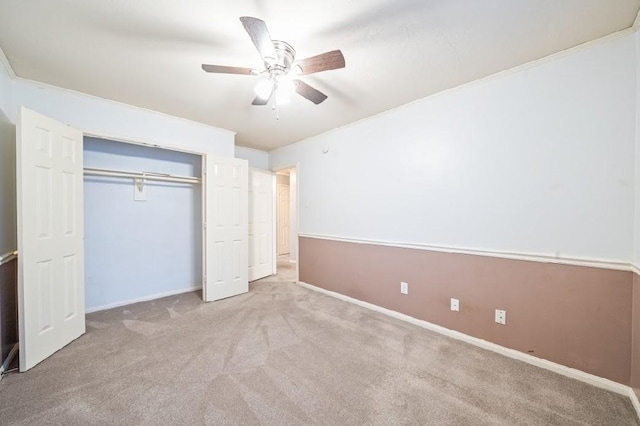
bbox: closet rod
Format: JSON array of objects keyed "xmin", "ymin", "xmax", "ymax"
[{"xmin": 84, "ymin": 167, "xmax": 201, "ymax": 184}]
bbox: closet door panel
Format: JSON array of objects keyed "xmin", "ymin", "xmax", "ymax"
[{"xmin": 203, "ymin": 156, "xmax": 248, "ymax": 301}]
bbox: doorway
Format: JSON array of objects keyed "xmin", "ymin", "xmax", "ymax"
[
  {"xmin": 274, "ymin": 166, "xmax": 298, "ymax": 281},
  {"xmin": 248, "ymin": 168, "xmax": 275, "ymax": 282}
]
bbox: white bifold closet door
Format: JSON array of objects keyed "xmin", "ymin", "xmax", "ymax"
[
  {"xmin": 248, "ymin": 169, "xmax": 274, "ymax": 282},
  {"xmin": 203, "ymin": 156, "xmax": 249, "ymax": 301},
  {"xmin": 17, "ymin": 107, "xmax": 85, "ymax": 371}
]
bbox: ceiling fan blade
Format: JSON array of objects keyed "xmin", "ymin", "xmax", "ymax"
[
  {"xmin": 295, "ymin": 50, "xmax": 345, "ymax": 75},
  {"xmin": 240, "ymin": 16, "xmax": 277, "ymax": 63},
  {"xmin": 295, "ymin": 80, "xmax": 328, "ymax": 105},
  {"xmin": 201, "ymin": 64, "xmax": 255, "ymax": 75},
  {"xmin": 251, "ymin": 95, "xmax": 271, "ymax": 106}
]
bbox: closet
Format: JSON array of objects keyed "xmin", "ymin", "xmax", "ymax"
[
  {"xmin": 83, "ymin": 137, "xmax": 202, "ymax": 312},
  {"xmin": 16, "ymin": 107, "xmax": 248, "ymax": 371}
]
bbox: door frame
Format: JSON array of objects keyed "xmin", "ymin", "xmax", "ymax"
[
  {"xmin": 248, "ymin": 167, "xmax": 275, "ymax": 282},
  {"xmin": 276, "ymin": 182, "xmax": 290, "ymax": 256},
  {"xmin": 271, "ymin": 164, "xmax": 299, "ymax": 282}
]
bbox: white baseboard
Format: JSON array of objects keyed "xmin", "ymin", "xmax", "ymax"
[
  {"xmin": 0, "ymin": 343, "xmax": 19, "ymax": 380},
  {"xmin": 297, "ymin": 281, "xmax": 635, "ymax": 403},
  {"xmin": 85, "ymin": 286, "xmax": 201, "ymax": 313}
]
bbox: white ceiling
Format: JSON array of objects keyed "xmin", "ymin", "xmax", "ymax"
[{"xmin": 0, "ymin": 1, "xmax": 639, "ymax": 151}]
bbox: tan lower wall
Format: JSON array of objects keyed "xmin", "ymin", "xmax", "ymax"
[
  {"xmin": 632, "ymin": 272, "xmax": 640, "ymax": 398},
  {"xmin": 299, "ymin": 236, "xmax": 633, "ymax": 385}
]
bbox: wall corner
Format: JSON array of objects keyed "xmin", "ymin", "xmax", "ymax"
[{"xmin": 0, "ymin": 48, "xmax": 16, "ymax": 80}]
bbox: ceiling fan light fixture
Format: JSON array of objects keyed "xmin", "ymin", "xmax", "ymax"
[
  {"xmin": 275, "ymin": 77, "xmax": 295, "ymax": 101},
  {"xmin": 254, "ymin": 78, "xmax": 273, "ymax": 100},
  {"xmin": 275, "ymin": 94, "xmax": 290, "ymax": 106}
]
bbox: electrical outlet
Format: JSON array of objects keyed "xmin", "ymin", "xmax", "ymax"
[
  {"xmin": 495, "ymin": 309, "xmax": 506, "ymax": 325},
  {"xmin": 451, "ymin": 298, "xmax": 459, "ymax": 312},
  {"xmin": 400, "ymin": 282, "xmax": 408, "ymax": 295}
]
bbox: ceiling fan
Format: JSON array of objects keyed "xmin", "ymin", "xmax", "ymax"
[{"xmin": 202, "ymin": 17, "xmax": 345, "ymax": 110}]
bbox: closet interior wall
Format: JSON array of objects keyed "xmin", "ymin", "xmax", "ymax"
[
  {"xmin": 83, "ymin": 137, "xmax": 203, "ymax": 312},
  {"xmin": 0, "ymin": 109, "xmax": 17, "ymax": 368}
]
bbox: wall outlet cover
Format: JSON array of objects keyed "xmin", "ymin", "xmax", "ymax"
[
  {"xmin": 495, "ymin": 309, "xmax": 506, "ymax": 325},
  {"xmin": 400, "ymin": 281, "xmax": 408, "ymax": 295},
  {"xmin": 451, "ymin": 298, "xmax": 459, "ymax": 311}
]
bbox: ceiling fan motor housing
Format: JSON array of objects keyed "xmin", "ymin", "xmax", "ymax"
[{"xmin": 268, "ymin": 40, "xmax": 296, "ymax": 76}]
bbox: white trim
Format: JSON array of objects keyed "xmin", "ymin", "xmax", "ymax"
[
  {"xmin": 84, "ymin": 131, "xmax": 207, "ymax": 157},
  {"xmin": 634, "ymin": 8, "xmax": 640, "ymax": 30},
  {"xmin": 0, "ymin": 250, "xmax": 17, "ymax": 266},
  {"xmin": 297, "ymin": 281, "xmax": 631, "ymax": 397},
  {"xmin": 0, "ymin": 343, "xmax": 19, "ymax": 380},
  {"xmin": 632, "ymin": 264, "xmax": 640, "ymax": 276},
  {"xmin": 299, "ymin": 233, "xmax": 632, "ymax": 272},
  {"xmin": 0, "ymin": 47, "xmax": 16, "ymax": 79},
  {"xmin": 84, "ymin": 131, "xmax": 212, "ymax": 157},
  {"xmin": 272, "ymin": 172, "xmax": 278, "ymax": 275},
  {"xmin": 85, "ymin": 286, "xmax": 201, "ymax": 314},
  {"xmin": 270, "ymin": 164, "xmax": 297, "ymax": 175}
]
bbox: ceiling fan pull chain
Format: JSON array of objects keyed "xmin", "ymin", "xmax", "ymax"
[{"xmin": 273, "ymin": 90, "xmax": 280, "ymax": 120}]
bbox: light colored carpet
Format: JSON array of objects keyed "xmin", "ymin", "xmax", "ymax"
[{"xmin": 0, "ymin": 262, "xmax": 637, "ymax": 425}]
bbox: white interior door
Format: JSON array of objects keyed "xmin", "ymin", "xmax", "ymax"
[
  {"xmin": 248, "ymin": 169, "xmax": 274, "ymax": 282},
  {"xmin": 203, "ymin": 156, "xmax": 248, "ymax": 302},
  {"xmin": 17, "ymin": 107, "xmax": 85, "ymax": 371},
  {"xmin": 277, "ymin": 183, "xmax": 290, "ymax": 255}
]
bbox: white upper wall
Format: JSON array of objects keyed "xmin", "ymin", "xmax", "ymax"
[
  {"xmin": 10, "ymin": 79, "xmax": 234, "ymax": 157},
  {"xmin": 271, "ymin": 32, "xmax": 637, "ymax": 263},
  {"xmin": 235, "ymin": 146, "xmax": 269, "ymax": 170}
]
